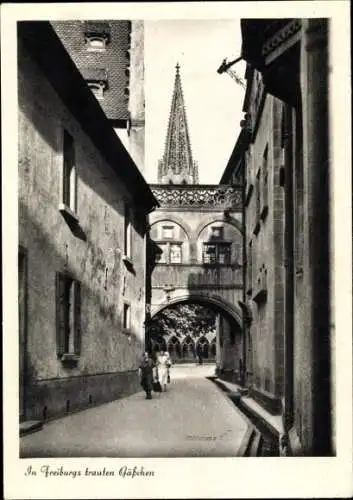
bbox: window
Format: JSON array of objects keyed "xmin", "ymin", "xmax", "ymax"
[
  {"xmin": 123, "ymin": 303, "xmax": 131, "ymax": 330},
  {"xmin": 210, "ymin": 338, "xmax": 217, "ymax": 358},
  {"xmin": 155, "ymin": 242, "xmax": 182, "ymax": 264},
  {"xmin": 83, "ymin": 21, "xmax": 110, "ymax": 52},
  {"xmin": 167, "ymin": 336, "xmax": 181, "ymax": 359},
  {"xmin": 87, "ymin": 82, "xmax": 105, "ymax": 100},
  {"xmin": 253, "ymin": 169, "xmax": 261, "ymax": 235},
  {"xmin": 202, "ymin": 243, "xmax": 231, "ymax": 265},
  {"xmin": 56, "ymin": 273, "xmax": 81, "ymax": 360},
  {"xmin": 170, "ymin": 243, "xmax": 182, "ymax": 263},
  {"xmin": 162, "ymin": 226, "xmax": 174, "ymax": 239},
  {"xmin": 124, "ymin": 205, "xmax": 132, "ymax": 259},
  {"xmin": 62, "ymin": 130, "xmax": 77, "ymax": 214},
  {"xmin": 86, "ymin": 36, "xmax": 107, "ymax": 52},
  {"xmin": 19, "ymin": 247, "xmax": 27, "ymax": 418},
  {"xmin": 210, "ymin": 226, "xmax": 224, "ymax": 240},
  {"xmin": 294, "ymin": 109, "xmax": 304, "ymax": 277}
]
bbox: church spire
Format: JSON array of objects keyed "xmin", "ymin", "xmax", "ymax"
[{"xmin": 158, "ymin": 64, "xmax": 199, "ymax": 184}]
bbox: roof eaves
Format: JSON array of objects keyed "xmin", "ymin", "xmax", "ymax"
[{"xmin": 18, "ymin": 21, "xmax": 158, "ymax": 213}]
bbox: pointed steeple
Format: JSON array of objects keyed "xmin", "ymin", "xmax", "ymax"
[{"xmin": 158, "ymin": 64, "xmax": 199, "ymax": 184}]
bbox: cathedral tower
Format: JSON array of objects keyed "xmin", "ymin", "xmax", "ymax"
[{"xmin": 158, "ymin": 64, "xmax": 199, "ymax": 184}]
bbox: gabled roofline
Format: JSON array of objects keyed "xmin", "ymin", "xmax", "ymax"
[{"xmin": 18, "ymin": 21, "xmax": 159, "ymax": 213}]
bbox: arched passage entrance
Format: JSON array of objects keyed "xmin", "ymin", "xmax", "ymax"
[
  {"xmin": 147, "ymin": 294, "xmax": 243, "ymax": 379},
  {"xmin": 151, "ymin": 293, "xmax": 242, "ymax": 325}
]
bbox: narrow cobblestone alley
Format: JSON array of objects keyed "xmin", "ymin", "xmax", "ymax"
[{"xmin": 20, "ymin": 365, "xmax": 249, "ymax": 458}]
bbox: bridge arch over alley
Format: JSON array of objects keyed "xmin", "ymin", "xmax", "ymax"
[{"xmin": 147, "ymin": 184, "xmax": 245, "ymax": 380}]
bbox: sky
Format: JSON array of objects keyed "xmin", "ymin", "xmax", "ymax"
[{"xmin": 144, "ymin": 19, "xmax": 246, "ymax": 184}]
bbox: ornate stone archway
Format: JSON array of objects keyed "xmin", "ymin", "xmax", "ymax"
[
  {"xmin": 148, "ymin": 293, "xmax": 243, "ymax": 367},
  {"xmin": 150, "ymin": 293, "xmax": 243, "ymax": 326}
]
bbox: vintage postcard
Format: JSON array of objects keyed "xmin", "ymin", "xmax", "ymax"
[{"xmin": 1, "ymin": 1, "xmax": 352, "ymax": 498}]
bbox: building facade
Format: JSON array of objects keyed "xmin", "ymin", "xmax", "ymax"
[
  {"xmin": 52, "ymin": 20, "xmax": 145, "ymax": 172},
  {"xmin": 220, "ymin": 18, "xmax": 333, "ymax": 456},
  {"xmin": 147, "ymin": 65, "xmax": 244, "ymax": 378},
  {"xmin": 18, "ymin": 22, "xmax": 157, "ymax": 423}
]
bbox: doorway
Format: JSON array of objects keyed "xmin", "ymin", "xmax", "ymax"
[{"xmin": 19, "ymin": 247, "xmax": 28, "ymax": 421}]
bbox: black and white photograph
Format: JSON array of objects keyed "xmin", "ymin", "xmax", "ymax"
[{"xmin": 2, "ymin": 1, "xmax": 352, "ymax": 499}]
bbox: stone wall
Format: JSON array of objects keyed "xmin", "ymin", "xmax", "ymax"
[
  {"xmin": 18, "ymin": 39, "xmax": 146, "ymax": 420},
  {"xmin": 149, "ymin": 206, "xmax": 243, "ymax": 314},
  {"xmin": 244, "ymin": 79, "xmax": 285, "ymax": 411}
]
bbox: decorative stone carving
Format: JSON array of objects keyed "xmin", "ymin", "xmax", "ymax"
[
  {"xmin": 262, "ymin": 19, "xmax": 302, "ymax": 57},
  {"xmin": 150, "ymin": 185, "xmax": 242, "ymax": 210}
]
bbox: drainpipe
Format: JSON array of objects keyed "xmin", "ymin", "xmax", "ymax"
[{"xmin": 282, "ymin": 103, "xmax": 295, "ymax": 453}]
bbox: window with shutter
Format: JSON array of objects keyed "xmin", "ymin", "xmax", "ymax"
[
  {"xmin": 74, "ymin": 281, "xmax": 82, "ymax": 355},
  {"xmin": 62, "ymin": 131, "xmax": 77, "ymax": 212},
  {"xmin": 56, "ymin": 273, "xmax": 67, "ymax": 357},
  {"xmin": 56, "ymin": 273, "xmax": 82, "ymax": 362},
  {"xmin": 261, "ymin": 145, "xmax": 269, "ymax": 220},
  {"xmin": 154, "ymin": 242, "xmax": 182, "ymax": 264}
]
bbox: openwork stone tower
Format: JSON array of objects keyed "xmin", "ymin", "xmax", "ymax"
[{"xmin": 157, "ymin": 63, "xmax": 199, "ymax": 184}]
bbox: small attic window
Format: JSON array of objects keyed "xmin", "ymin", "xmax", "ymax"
[
  {"xmin": 81, "ymin": 68, "xmax": 108, "ymax": 101},
  {"xmin": 87, "ymin": 81, "xmax": 106, "ymax": 100},
  {"xmin": 86, "ymin": 36, "xmax": 107, "ymax": 52},
  {"xmin": 83, "ymin": 21, "xmax": 111, "ymax": 52}
]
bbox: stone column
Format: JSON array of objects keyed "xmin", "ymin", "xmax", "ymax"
[
  {"xmin": 283, "ymin": 103, "xmax": 295, "ymax": 436},
  {"xmin": 215, "ymin": 312, "xmax": 222, "ymax": 374},
  {"xmin": 300, "ymin": 19, "xmax": 331, "ymax": 455}
]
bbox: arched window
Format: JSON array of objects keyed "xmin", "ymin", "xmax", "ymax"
[
  {"xmin": 153, "ymin": 336, "xmax": 166, "ymax": 355},
  {"xmin": 196, "ymin": 336, "xmax": 210, "ymax": 358},
  {"xmin": 167, "ymin": 336, "xmax": 181, "ymax": 360},
  {"xmin": 181, "ymin": 335, "xmax": 195, "ymax": 360}
]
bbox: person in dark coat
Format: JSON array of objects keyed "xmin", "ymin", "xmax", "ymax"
[
  {"xmin": 139, "ymin": 352, "xmax": 154, "ymax": 399},
  {"xmin": 197, "ymin": 343, "xmax": 203, "ymax": 365}
]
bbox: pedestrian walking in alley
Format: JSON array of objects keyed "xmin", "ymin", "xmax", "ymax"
[
  {"xmin": 139, "ymin": 352, "xmax": 154, "ymax": 400},
  {"xmin": 165, "ymin": 351, "xmax": 172, "ymax": 384},
  {"xmin": 156, "ymin": 351, "xmax": 172, "ymax": 391}
]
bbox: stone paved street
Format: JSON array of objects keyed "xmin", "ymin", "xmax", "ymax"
[{"xmin": 20, "ymin": 364, "xmax": 249, "ymax": 457}]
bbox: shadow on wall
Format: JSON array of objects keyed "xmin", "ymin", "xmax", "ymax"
[
  {"xmin": 185, "ymin": 261, "xmax": 244, "ymax": 383},
  {"xmin": 18, "ymin": 74, "xmax": 146, "ymax": 244}
]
